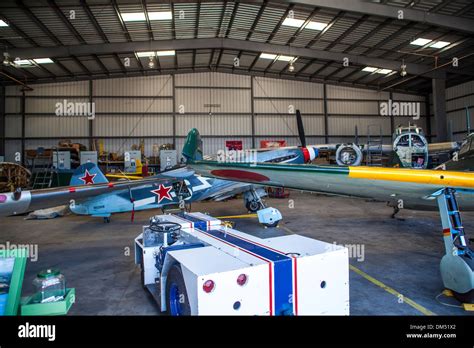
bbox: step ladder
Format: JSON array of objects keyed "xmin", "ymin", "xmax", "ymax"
[
  {"xmin": 438, "ymin": 188, "xmax": 469, "ymax": 256},
  {"xmin": 436, "ymin": 188, "xmax": 474, "ymax": 304},
  {"xmin": 366, "ymin": 124, "xmax": 384, "ymax": 166},
  {"xmin": 27, "ymin": 148, "xmax": 57, "ymax": 190},
  {"xmin": 31, "ymin": 165, "xmax": 54, "ymax": 190}
]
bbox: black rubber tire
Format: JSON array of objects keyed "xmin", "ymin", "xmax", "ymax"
[
  {"xmin": 246, "ymin": 201, "xmax": 263, "ymax": 213},
  {"xmin": 452, "ymin": 289, "xmax": 474, "ymax": 304},
  {"xmin": 165, "ymin": 264, "xmax": 191, "ymax": 316},
  {"xmin": 263, "ymin": 221, "xmax": 279, "ymax": 228}
]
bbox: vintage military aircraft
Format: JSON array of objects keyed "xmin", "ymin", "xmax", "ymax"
[
  {"xmin": 0, "ymin": 133, "xmax": 318, "ymax": 222},
  {"xmin": 439, "ymin": 133, "xmax": 474, "ymax": 172},
  {"xmin": 185, "ymin": 128, "xmax": 474, "ymax": 303},
  {"xmin": 257, "ymin": 110, "xmax": 459, "ymax": 169}
]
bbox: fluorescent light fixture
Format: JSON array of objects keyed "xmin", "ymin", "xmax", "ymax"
[
  {"xmin": 14, "ymin": 59, "xmax": 32, "ymax": 66},
  {"xmin": 156, "ymin": 50, "xmax": 175, "ymax": 56},
  {"xmin": 362, "ymin": 66, "xmax": 392, "ymax": 74},
  {"xmin": 260, "ymin": 53, "xmax": 277, "ymax": 60},
  {"xmin": 0, "ymin": 20, "xmax": 8, "ymax": 27},
  {"xmin": 362, "ymin": 66, "xmax": 378, "ymax": 72},
  {"xmin": 148, "ymin": 11, "xmax": 172, "ymax": 20},
  {"xmin": 33, "ymin": 58, "xmax": 53, "ymax": 64},
  {"xmin": 410, "ymin": 38, "xmax": 432, "ymax": 46},
  {"xmin": 282, "ymin": 17, "xmax": 327, "ymax": 31},
  {"xmin": 137, "ymin": 51, "xmax": 155, "ymax": 57},
  {"xmin": 277, "ymin": 55, "xmax": 296, "ymax": 62},
  {"xmin": 430, "ymin": 41, "xmax": 450, "ymax": 49},
  {"xmin": 305, "ymin": 21, "xmax": 327, "ymax": 31},
  {"xmin": 121, "ymin": 12, "xmax": 146, "ymax": 22},
  {"xmin": 282, "ymin": 18, "xmax": 305, "ymax": 28}
]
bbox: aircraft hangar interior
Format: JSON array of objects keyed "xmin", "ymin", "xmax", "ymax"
[{"xmin": 0, "ymin": 0, "xmax": 473, "ymax": 345}]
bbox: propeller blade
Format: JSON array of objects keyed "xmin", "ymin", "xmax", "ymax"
[
  {"xmin": 128, "ymin": 186, "xmax": 135, "ymax": 222},
  {"xmin": 296, "ymin": 109, "xmax": 306, "ymax": 148}
]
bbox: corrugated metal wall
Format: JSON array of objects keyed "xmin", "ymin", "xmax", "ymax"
[{"xmin": 3, "ymin": 72, "xmax": 430, "ymax": 159}]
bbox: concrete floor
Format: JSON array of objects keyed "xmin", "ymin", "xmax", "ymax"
[{"xmin": 0, "ymin": 191, "xmax": 473, "ymax": 316}]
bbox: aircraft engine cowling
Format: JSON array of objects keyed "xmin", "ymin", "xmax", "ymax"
[
  {"xmin": 335, "ymin": 144, "xmax": 363, "ymax": 166},
  {"xmin": 0, "ymin": 190, "xmax": 32, "ymax": 216}
]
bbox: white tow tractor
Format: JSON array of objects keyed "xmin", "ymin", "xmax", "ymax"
[{"xmin": 135, "ymin": 212, "xmax": 349, "ymax": 315}]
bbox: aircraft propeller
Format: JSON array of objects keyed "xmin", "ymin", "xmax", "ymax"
[
  {"xmin": 296, "ymin": 109, "xmax": 306, "ymax": 148},
  {"xmin": 296, "ymin": 109, "xmax": 317, "ymax": 163}
]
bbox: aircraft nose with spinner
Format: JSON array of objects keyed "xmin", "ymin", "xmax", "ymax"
[{"xmin": 301, "ymin": 146, "xmax": 319, "ymax": 162}]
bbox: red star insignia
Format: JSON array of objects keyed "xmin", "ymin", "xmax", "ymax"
[
  {"xmin": 151, "ymin": 184, "xmax": 173, "ymax": 203},
  {"xmin": 79, "ymin": 169, "xmax": 97, "ymax": 185}
]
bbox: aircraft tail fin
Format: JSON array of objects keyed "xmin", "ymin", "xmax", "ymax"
[
  {"xmin": 182, "ymin": 128, "xmax": 203, "ymax": 162},
  {"xmin": 70, "ymin": 162, "xmax": 108, "ymax": 186}
]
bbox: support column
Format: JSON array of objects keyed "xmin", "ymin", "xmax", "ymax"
[
  {"xmin": 21, "ymin": 90, "xmax": 25, "ymax": 166},
  {"xmin": 172, "ymin": 74, "xmax": 176, "ymax": 148},
  {"xmin": 89, "ymin": 80, "xmax": 94, "ymax": 150},
  {"xmin": 323, "ymin": 83, "xmax": 328, "ymax": 143},
  {"xmin": 389, "ymin": 91, "xmax": 394, "ymax": 135},
  {"xmin": 250, "ymin": 76, "xmax": 255, "ymax": 148},
  {"xmin": 425, "ymin": 94, "xmax": 432, "ymax": 142},
  {"xmin": 432, "ymin": 77, "xmax": 448, "ymax": 142}
]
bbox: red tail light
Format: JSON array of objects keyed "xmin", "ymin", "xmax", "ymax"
[
  {"xmin": 237, "ymin": 274, "xmax": 248, "ymax": 286},
  {"xmin": 203, "ymin": 280, "xmax": 215, "ymax": 293}
]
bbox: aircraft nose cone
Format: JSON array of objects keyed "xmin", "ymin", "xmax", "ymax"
[{"xmin": 302, "ymin": 146, "xmax": 318, "ymax": 162}]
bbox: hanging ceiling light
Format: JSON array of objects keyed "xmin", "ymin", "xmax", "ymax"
[
  {"xmin": 400, "ymin": 60, "xmax": 407, "ymax": 77},
  {"xmin": 288, "ymin": 61, "xmax": 295, "ymax": 72},
  {"xmin": 3, "ymin": 52, "xmax": 11, "ymax": 66},
  {"xmin": 148, "ymin": 56, "xmax": 155, "ymax": 69}
]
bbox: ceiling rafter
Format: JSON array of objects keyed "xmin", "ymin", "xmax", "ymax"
[{"xmin": 248, "ymin": 3, "xmax": 294, "ymax": 71}]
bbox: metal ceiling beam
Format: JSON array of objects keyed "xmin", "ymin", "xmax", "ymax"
[
  {"xmin": 2, "ymin": 65, "xmax": 422, "ymax": 95},
  {"xmin": 109, "ymin": 0, "xmax": 143, "ymax": 72},
  {"xmin": 304, "ymin": 10, "xmax": 345, "ymax": 48},
  {"xmin": 9, "ymin": 38, "xmax": 454, "ymax": 78},
  {"xmin": 283, "ymin": 0, "xmax": 474, "ymax": 34},
  {"xmin": 217, "ymin": 1, "xmax": 239, "ymax": 69},
  {"xmin": 193, "ymin": 2, "xmax": 201, "ymax": 70},
  {"xmin": 81, "ymin": 0, "xmax": 126, "ymax": 73},
  {"xmin": 234, "ymin": 1, "xmax": 267, "ymax": 72},
  {"xmin": 280, "ymin": 7, "xmax": 320, "ymax": 73},
  {"xmin": 210, "ymin": 1, "xmax": 227, "ymax": 70},
  {"xmin": 248, "ymin": 3, "xmax": 294, "ymax": 71},
  {"xmin": 47, "ymin": 0, "xmax": 110, "ymax": 75}
]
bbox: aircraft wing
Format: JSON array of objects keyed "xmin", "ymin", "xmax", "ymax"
[
  {"xmin": 188, "ymin": 160, "xmax": 474, "ymax": 211},
  {"xmin": 0, "ymin": 176, "xmax": 177, "ymax": 217},
  {"xmin": 203, "ymin": 182, "xmax": 256, "ymax": 201}
]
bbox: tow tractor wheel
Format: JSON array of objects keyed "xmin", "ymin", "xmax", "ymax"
[
  {"xmin": 452, "ymin": 289, "xmax": 474, "ymax": 304},
  {"xmin": 263, "ymin": 221, "xmax": 279, "ymax": 228},
  {"xmin": 166, "ymin": 264, "xmax": 191, "ymax": 316},
  {"xmin": 246, "ymin": 200, "xmax": 263, "ymax": 213}
]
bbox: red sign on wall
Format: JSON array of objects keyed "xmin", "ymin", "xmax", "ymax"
[
  {"xmin": 225, "ymin": 140, "xmax": 243, "ymax": 151},
  {"xmin": 260, "ymin": 140, "xmax": 287, "ymax": 149}
]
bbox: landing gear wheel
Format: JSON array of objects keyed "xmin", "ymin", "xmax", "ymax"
[
  {"xmin": 246, "ymin": 201, "xmax": 263, "ymax": 213},
  {"xmin": 103, "ymin": 217, "xmax": 110, "ymax": 223},
  {"xmin": 391, "ymin": 206, "xmax": 400, "ymax": 219},
  {"xmin": 263, "ymin": 221, "xmax": 279, "ymax": 228},
  {"xmin": 166, "ymin": 264, "xmax": 191, "ymax": 316},
  {"xmin": 452, "ymin": 289, "xmax": 474, "ymax": 304}
]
